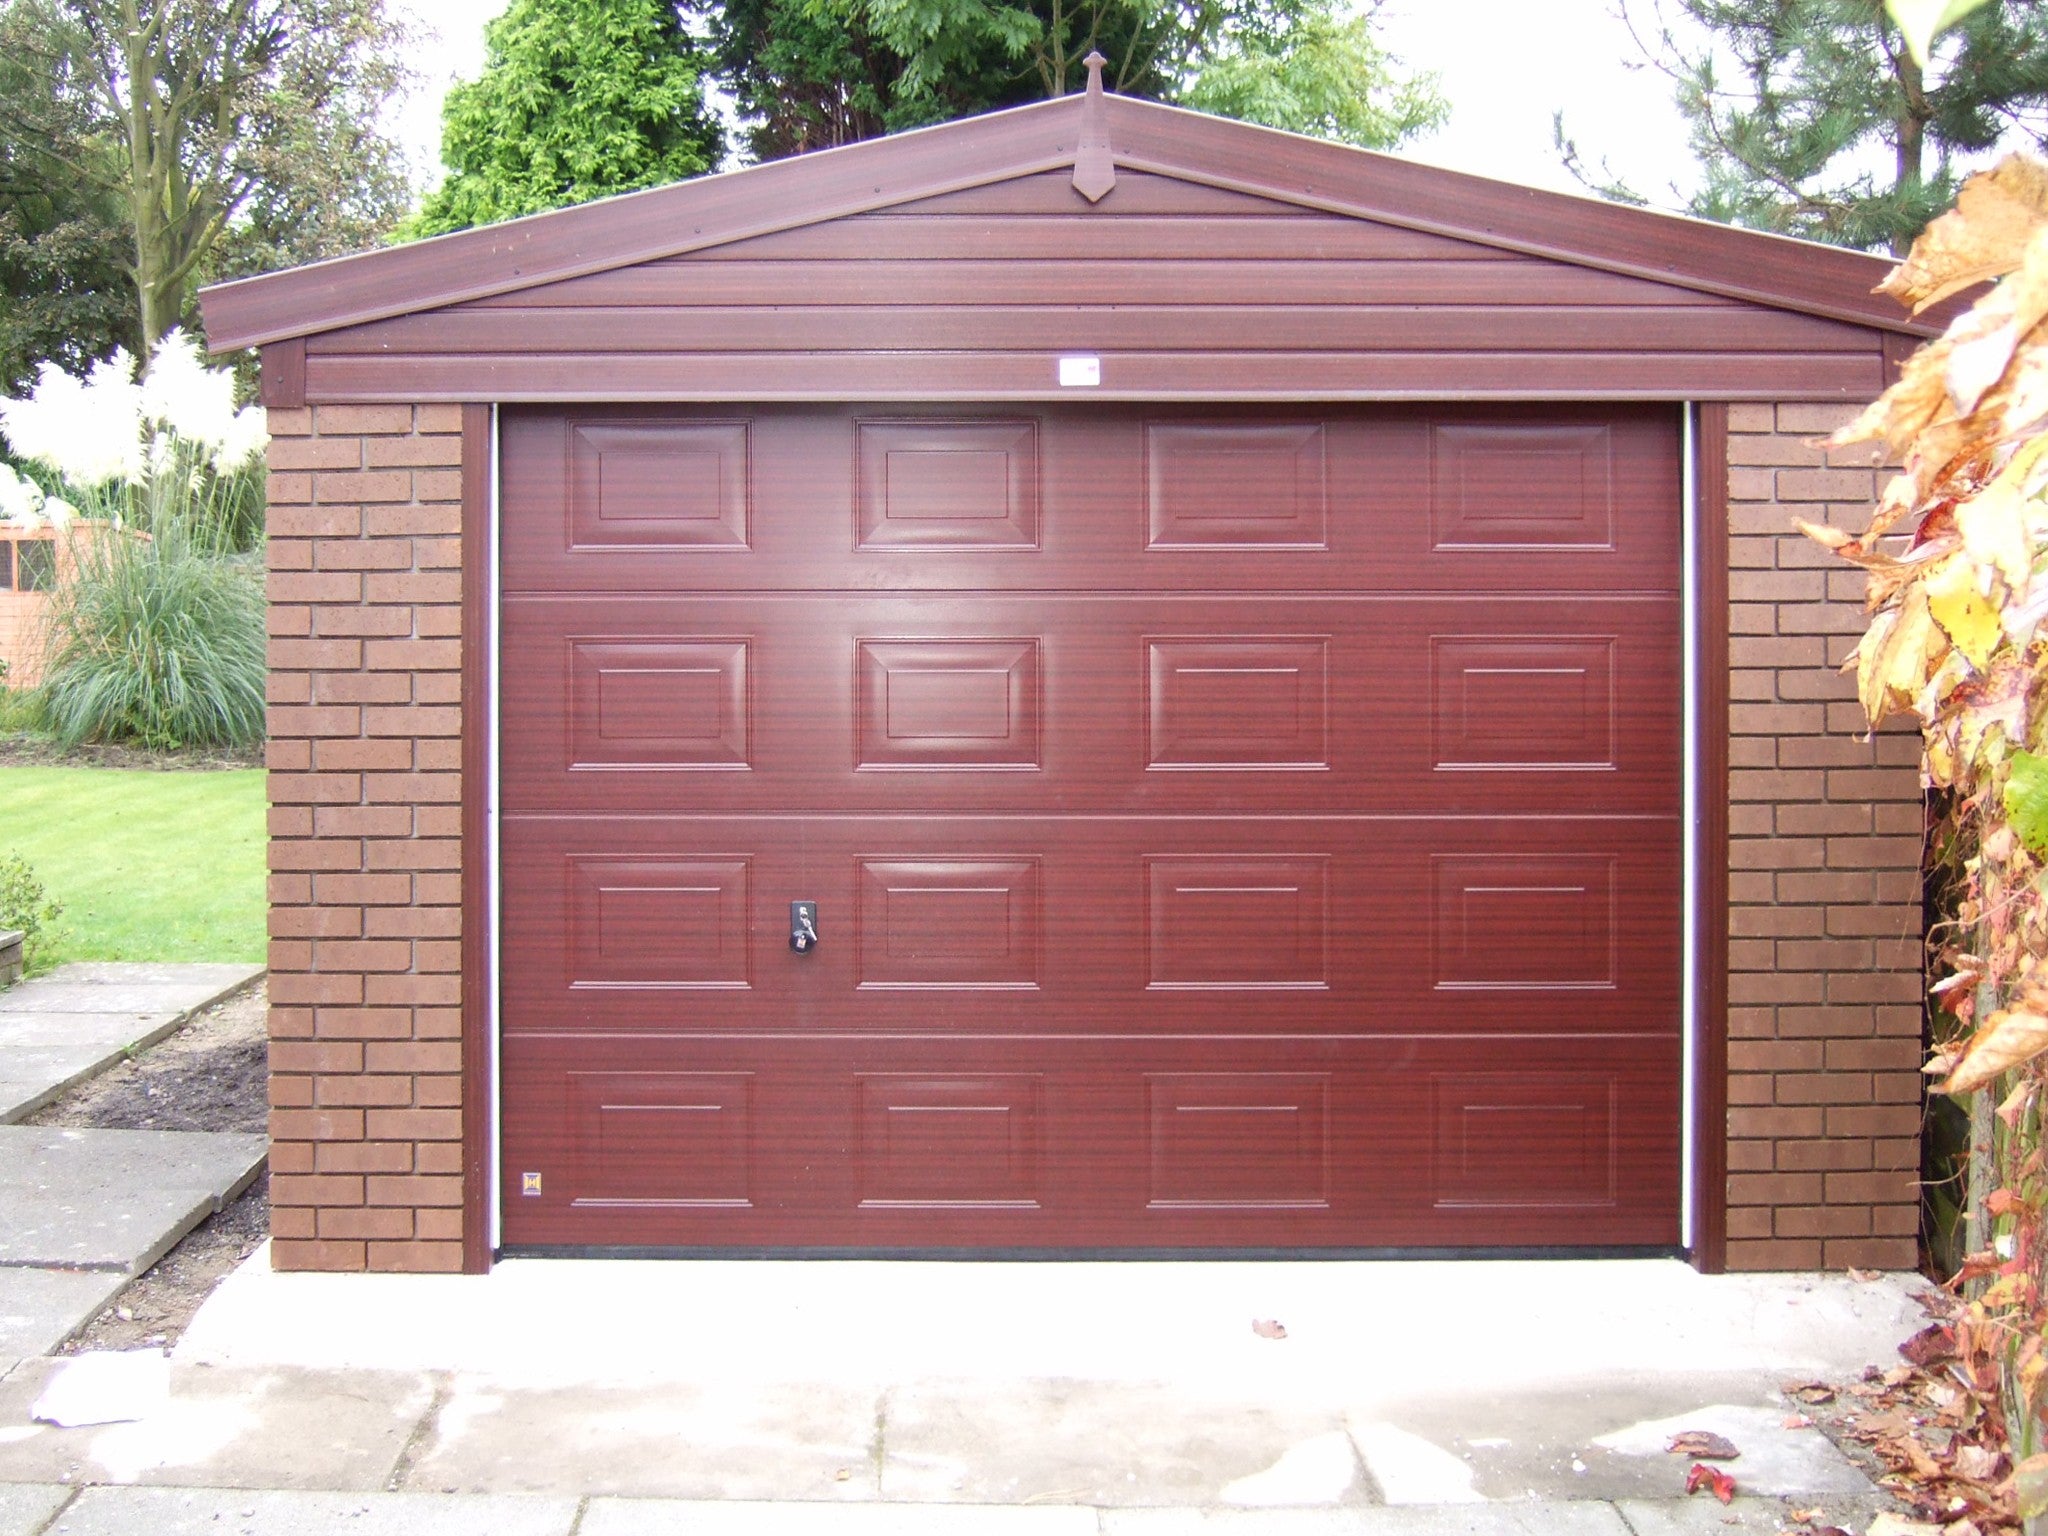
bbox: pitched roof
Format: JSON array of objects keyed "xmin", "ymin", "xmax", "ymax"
[{"xmin": 200, "ymin": 87, "xmax": 1932, "ymax": 354}]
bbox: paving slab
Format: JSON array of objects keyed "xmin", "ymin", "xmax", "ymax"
[
  {"xmin": 44, "ymin": 1486, "xmax": 578, "ymax": 1536},
  {"xmin": 0, "ymin": 1269, "xmax": 129, "ymax": 1362},
  {"xmin": 0, "ymin": 1014, "xmax": 183, "ymax": 1125},
  {"xmin": 1614, "ymin": 1495, "xmax": 1903, "ymax": 1533},
  {"xmin": 1350, "ymin": 1381, "xmax": 1873, "ymax": 1504},
  {"xmin": 880, "ymin": 1381, "xmax": 1363, "ymax": 1507},
  {"xmin": 40, "ymin": 964, "xmax": 261, "ymax": 992},
  {"xmin": 0, "ymin": 1127, "xmax": 265, "ymax": 1275},
  {"xmin": 401, "ymin": 1376, "xmax": 882, "ymax": 1500},
  {"xmin": 1588, "ymin": 1401, "xmax": 1872, "ymax": 1497},
  {"xmin": 0, "ymin": 1484, "xmax": 72, "ymax": 1536},
  {"xmin": 0, "ymin": 1360, "xmax": 434, "ymax": 1491},
  {"xmin": 0, "ymin": 962, "xmax": 262, "ymax": 1125},
  {"xmin": 0, "ymin": 988, "xmax": 220, "ymax": 1022},
  {"xmin": 582, "ymin": 1501, "xmax": 1100, "ymax": 1535},
  {"xmin": 1100, "ymin": 1507, "xmax": 1636, "ymax": 1534}
]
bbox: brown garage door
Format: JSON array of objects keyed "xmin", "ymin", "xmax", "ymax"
[{"xmin": 497, "ymin": 402, "xmax": 1682, "ymax": 1251}]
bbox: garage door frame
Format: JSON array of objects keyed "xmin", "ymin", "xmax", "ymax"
[{"xmin": 454, "ymin": 399, "xmax": 1733, "ymax": 1274}]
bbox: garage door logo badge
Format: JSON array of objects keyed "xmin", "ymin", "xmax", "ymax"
[{"xmin": 521, "ymin": 1171, "xmax": 543, "ymax": 1197}]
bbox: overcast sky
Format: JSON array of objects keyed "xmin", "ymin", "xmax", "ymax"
[{"xmin": 391, "ymin": 0, "xmax": 1706, "ymax": 204}]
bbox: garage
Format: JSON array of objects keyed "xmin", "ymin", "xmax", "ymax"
[{"xmin": 201, "ymin": 77, "xmax": 1937, "ymax": 1272}]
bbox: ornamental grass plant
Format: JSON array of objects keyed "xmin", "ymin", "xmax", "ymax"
[
  {"xmin": 35, "ymin": 524, "xmax": 265, "ymax": 750},
  {"xmin": 0, "ymin": 333, "xmax": 267, "ymax": 749}
]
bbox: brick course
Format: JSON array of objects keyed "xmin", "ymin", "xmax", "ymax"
[
  {"xmin": 1723, "ymin": 401, "xmax": 1923, "ymax": 1271},
  {"xmin": 265, "ymin": 403, "xmax": 466, "ymax": 1274}
]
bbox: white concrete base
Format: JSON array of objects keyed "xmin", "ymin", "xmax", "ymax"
[{"xmin": 180, "ymin": 1247, "xmax": 1925, "ymax": 1401}]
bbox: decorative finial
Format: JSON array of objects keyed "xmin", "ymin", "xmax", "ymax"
[{"xmin": 1072, "ymin": 51, "xmax": 1116, "ymax": 202}]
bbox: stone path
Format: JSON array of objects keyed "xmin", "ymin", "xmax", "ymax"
[
  {"xmin": 0, "ymin": 964, "xmax": 261, "ymax": 1124},
  {"xmin": 0, "ymin": 1485, "xmax": 1909, "ymax": 1536},
  {"xmin": 0, "ymin": 964, "xmax": 266, "ymax": 1377}
]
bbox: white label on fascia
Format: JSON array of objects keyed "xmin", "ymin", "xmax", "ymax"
[{"xmin": 1058, "ymin": 355, "xmax": 1101, "ymax": 387}]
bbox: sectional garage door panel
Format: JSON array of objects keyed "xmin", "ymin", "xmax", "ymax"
[
  {"xmin": 497, "ymin": 594, "xmax": 1680, "ymax": 819},
  {"xmin": 498, "ymin": 405, "xmax": 1681, "ymax": 596},
  {"xmin": 499, "ymin": 816, "xmax": 1678, "ymax": 1037},
  {"xmin": 497, "ymin": 402, "xmax": 1684, "ymax": 1252},
  {"xmin": 498, "ymin": 1033, "xmax": 1681, "ymax": 1249}
]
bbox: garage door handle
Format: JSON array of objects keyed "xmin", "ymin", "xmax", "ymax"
[{"xmin": 790, "ymin": 900, "xmax": 820, "ymax": 953}]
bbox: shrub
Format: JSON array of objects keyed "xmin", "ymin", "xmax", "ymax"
[
  {"xmin": 0, "ymin": 681, "xmax": 37, "ymax": 735},
  {"xmin": 33, "ymin": 522, "xmax": 265, "ymax": 750},
  {"xmin": 0, "ymin": 851, "xmax": 62, "ymax": 958},
  {"xmin": 0, "ymin": 332, "xmax": 269, "ymax": 750}
]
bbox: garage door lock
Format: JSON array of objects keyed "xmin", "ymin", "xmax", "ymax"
[{"xmin": 790, "ymin": 900, "xmax": 820, "ymax": 953}]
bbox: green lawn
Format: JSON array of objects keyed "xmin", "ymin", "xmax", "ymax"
[{"xmin": 0, "ymin": 766, "xmax": 265, "ymax": 968}]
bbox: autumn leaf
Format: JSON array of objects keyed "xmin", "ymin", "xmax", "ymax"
[
  {"xmin": 1683, "ymin": 1462, "xmax": 1736, "ymax": 1503},
  {"xmin": 1941, "ymin": 1006, "xmax": 2048, "ymax": 1093},
  {"xmin": 2007, "ymin": 751, "xmax": 2048, "ymax": 855},
  {"xmin": 1923, "ymin": 553, "xmax": 2001, "ymax": 670},
  {"xmin": 1899, "ymin": 1323, "xmax": 1958, "ymax": 1367},
  {"xmin": 1798, "ymin": 519, "xmax": 1868, "ymax": 559},
  {"xmin": 1955, "ymin": 482, "xmax": 2032, "ymax": 594},
  {"xmin": 1946, "ymin": 309, "xmax": 2021, "ymax": 418},
  {"xmin": 1834, "ymin": 334, "xmax": 1957, "ymax": 457},
  {"xmin": 2003, "ymin": 333, "xmax": 2048, "ymax": 440},
  {"xmin": 1880, "ymin": 154, "xmax": 2048, "ymax": 314},
  {"xmin": 1942, "ymin": 228, "xmax": 2048, "ymax": 416},
  {"xmin": 1858, "ymin": 581, "xmax": 1947, "ymax": 723},
  {"xmin": 1667, "ymin": 1430, "xmax": 1739, "ymax": 1459}
]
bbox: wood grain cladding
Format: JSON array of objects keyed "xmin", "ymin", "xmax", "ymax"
[
  {"xmin": 295, "ymin": 171, "xmax": 1889, "ymax": 405},
  {"xmin": 497, "ymin": 401, "xmax": 1683, "ymax": 1250}
]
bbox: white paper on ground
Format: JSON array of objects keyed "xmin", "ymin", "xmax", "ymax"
[{"xmin": 30, "ymin": 1349, "xmax": 170, "ymax": 1427}]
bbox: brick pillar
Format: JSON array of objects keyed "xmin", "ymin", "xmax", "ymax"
[
  {"xmin": 1724, "ymin": 401, "xmax": 1924, "ymax": 1270},
  {"xmin": 264, "ymin": 404, "xmax": 467, "ymax": 1273}
]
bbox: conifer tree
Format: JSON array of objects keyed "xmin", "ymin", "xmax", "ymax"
[{"xmin": 1581, "ymin": 0, "xmax": 2048, "ymax": 252}]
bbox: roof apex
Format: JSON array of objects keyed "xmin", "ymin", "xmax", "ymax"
[{"xmin": 201, "ymin": 88, "xmax": 1933, "ymax": 354}]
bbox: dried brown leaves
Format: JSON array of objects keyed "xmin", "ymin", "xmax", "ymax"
[{"xmin": 1812, "ymin": 1317, "xmax": 2021, "ymax": 1534}]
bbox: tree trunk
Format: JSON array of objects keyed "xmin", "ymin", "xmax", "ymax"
[
  {"xmin": 117, "ymin": 0, "xmax": 169, "ymax": 358},
  {"xmin": 1893, "ymin": 46, "xmax": 1927, "ymax": 257}
]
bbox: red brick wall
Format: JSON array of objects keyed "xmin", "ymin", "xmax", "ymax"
[
  {"xmin": 264, "ymin": 403, "xmax": 467, "ymax": 1273},
  {"xmin": 1724, "ymin": 401, "xmax": 1924, "ymax": 1271}
]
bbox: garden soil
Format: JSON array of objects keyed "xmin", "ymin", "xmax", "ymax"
[
  {"xmin": 0, "ymin": 739, "xmax": 260, "ymax": 772},
  {"xmin": 27, "ymin": 979, "xmax": 268, "ymax": 1353}
]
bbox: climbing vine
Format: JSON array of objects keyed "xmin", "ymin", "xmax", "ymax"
[{"xmin": 1809, "ymin": 152, "xmax": 2048, "ymax": 1521}]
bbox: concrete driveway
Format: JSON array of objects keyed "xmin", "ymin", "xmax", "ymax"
[{"xmin": 0, "ymin": 1249, "xmax": 1925, "ymax": 1530}]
